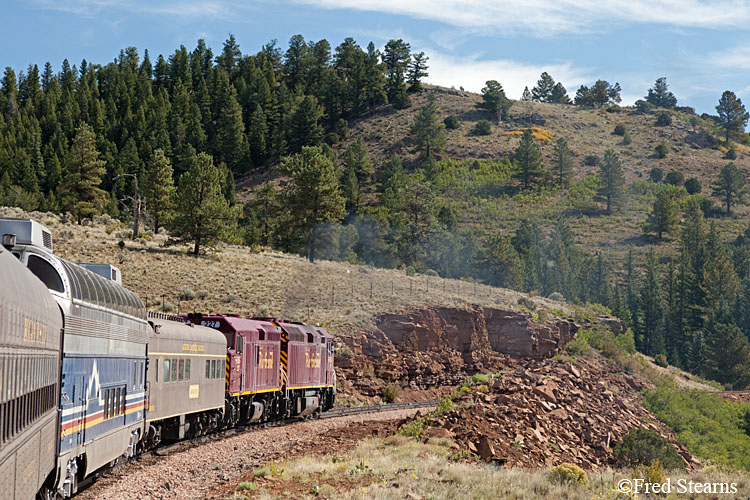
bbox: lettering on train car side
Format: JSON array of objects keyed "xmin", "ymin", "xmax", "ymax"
[
  {"xmin": 181, "ymin": 343, "xmax": 205, "ymax": 352},
  {"xmin": 23, "ymin": 317, "xmax": 47, "ymax": 344},
  {"xmin": 305, "ymin": 351, "xmax": 321, "ymax": 368},
  {"xmin": 258, "ymin": 346, "xmax": 273, "ymax": 369}
]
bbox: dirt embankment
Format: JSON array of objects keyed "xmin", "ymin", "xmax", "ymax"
[{"xmin": 336, "ymin": 306, "xmax": 577, "ymax": 398}]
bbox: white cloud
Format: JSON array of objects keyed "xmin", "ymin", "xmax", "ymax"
[
  {"xmin": 29, "ymin": 0, "xmax": 243, "ymax": 20},
  {"xmin": 422, "ymin": 50, "xmax": 593, "ymax": 100},
  {"xmin": 291, "ymin": 0, "xmax": 750, "ymax": 37},
  {"xmin": 708, "ymin": 45, "xmax": 750, "ymax": 70}
]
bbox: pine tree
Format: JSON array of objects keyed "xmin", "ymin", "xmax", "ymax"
[
  {"xmin": 280, "ymin": 146, "xmax": 345, "ymax": 262},
  {"xmin": 715, "ymin": 90, "xmax": 749, "ymax": 143},
  {"xmin": 170, "ymin": 152, "xmax": 240, "ymax": 255},
  {"xmin": 211, "ymin": 70, "xmax": 248, "ymax": 173},
  {"xmin": 640, "ymin": 250, "xmax": 664, "ymax": 355},
  {"xmin": 550, "ymin": 82, "xmax": 570, "ymax": 104},
  {"xmin": 521, "ymin": 86, "xmax": 532, "ymax": 101},
  {"xmin": 287, "ymin": 95, "xmax": 324, "ymax": 152},
  {"xmin": 646, "ymin": 77, "xmax": 677, "ymax": 108},
  {"xmin": 142, "ymin": 149, "xmax": 175, "ymax": 233},
  {"xmin": 410, "ymin": 94, "xmax": 446, "ymax": 160},
  {"xmin": 392, "ymin": 170, "xmax": 436, "ymax": 265},
  {"xmin": 283, "ymin": 34, "xmax": 310, "ymax": 91},
  {"xmin": 379, "ymin": 155, "xmax": 406, "ymax": 209},
  {"xmin": 531, "ymin": 72, "xmax": 555, "ymax": 102},
  {"xmin": 248, "ymin": 104, "xmax": 268, "ymax": 165},
  {"xmin": 478, "ymin": 80, "xmax": 511, "ymax": 122},
  {"xmin": 552, "ymin": 137, "xmax": 573, "ymax": 186},
  {"xmin": 703, "ymin": 324, "xmax": 750, "ymax": 389},
  {"xmin": 514, "ymin": 129, "xmax": 545, "ymax": 189},
  {"xmin": 712, "ymin": 162, "xmax": 746, "ymax": 215},
  {"xmin": 363, "ymin": 42, "xmax": 387, "ymax": 110},
  {"xmin": 407, "ymin": 52, "xmax": 429, "ymax": 92},
  {"xmin": 342, "ymin": 137, "xmax": 373, "ymax": 186},
  {"xmin": 59, "ymin": 123, "xmax": 106, "ymax": 223},
  {"xmin": 382, "ymin": 39, "xmax": 411, "ymax": 107},
  {"xmin": 598, "ymin": 149, "xmax": 625, "ymax": 214},
  {"xmin": 647, "ymin": 189, "xmax": 679, "ymax": 239}
]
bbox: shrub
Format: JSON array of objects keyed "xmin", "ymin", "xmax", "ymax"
[
  {"xmin": 324, "ymin": 132, "xmax": 339, "ymax": 145},
  {"xmin": 548, "ymin": 463, "xmax": 589, "ymax": 485},
  {"xmin": 634, "ymin": 99, "xmax": 653, "ymax": 113},
  {"xmin": 655, "ymin": 142, "xmax": 668, "ymax": 159},
  {"xmin": 221, "ymin": 294, "xmax": 236, "ymax": 303},
  {"xmin": 634, "ymin": 461, "xmax": 666, "ymax": 488},
  {"xmin": 160, "ymin": 301, "xmax": 175, "ymax": 313},
  {"xmin": 613, "ymin": 428, "xmax": 684, "ymax": 469},
  {"xmin": 179, "ymin": 286, "xmax": 196, "ymax": 301},
  {"xmin": 517, "ymin": 296, "xmax": 536, "ymax": 311},
  {"xmin": 444, "ymin": 115, "xmax": 460, "ymax": 130},
  {"xmin": 649, "ymin": 167, "xmax": 664, "ymax": 183},
  {"xmin": 684, "ymin": 177, "xmax": 702, "ymax": 194},
  {"xmin": 549, "ymin": 291, "xmax": 565, "ymax": 302},
  {"xmin": 654, "ymin": 353, "xmax": 668, "ymax": 367},
  {"xmin": 335, "ymin": 118, "xmax": 349, "ymax": 140},
  {"xmin": 656, "ymin": 111, "xmax": 672, "ymax": 126},
  {"xmin": 622, "ymin": 130, "xmax": 632, "ymax": 145},
  {"xmin": 381, "ymin": 383, "xmax": 400, "ymax": 403},
  {"xmin": 336, "ymin": 344, "xmax": 353, "ymax": 359},
  {"xmin": 197, "ymin": 290, "xmax": 209, "ymax": 300},
  {"xmin": 724, "ymin": 147, "xmax": 737, "ymax": 160},
  {"xmin": 236, "ymin": 482, "xmax": 258, "ymax": 491},
  {"xmin": 665, "ymin": 170, "xmax": 684, "ymax": 186},
  {"xmin": 613, "ymin": 124, "xmax": 626, "ymax": 136},
  {"xmin": 118, "ymin": 240, "xmax": 125, "ymax": 249},
  {"xmin": 472, "ymin": 120, "xmax": 492, "ymax": 136},
  {"xmin": 583, "ymin": 154, "xmax": 600, "ymax": 166}
]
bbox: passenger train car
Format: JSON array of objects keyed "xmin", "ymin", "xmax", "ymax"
[
  {"xmin": 0, "ymin": 237, "xmax": 62, "ymax": 500},
  {"xmin": 0, "ymin": 218, "xmax": 335, "ymax": 499}
]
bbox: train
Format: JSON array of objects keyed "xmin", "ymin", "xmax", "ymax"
[{"xmin": 0, "ymin": 218, "xmax": 335, "ymax": 499}]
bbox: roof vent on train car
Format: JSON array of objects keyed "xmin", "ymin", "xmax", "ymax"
[
  {"xmin": 78, "ymin": 263, "xmax": 122, "ymax": 284},
  {"xmin": 0, "ymin": 218, "xmax": 53, "ymax": 252}
]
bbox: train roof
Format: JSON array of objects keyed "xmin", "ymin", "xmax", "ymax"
[
  {"xmin": 58, "ymin": 257, "xmax": 146, "ymax": 319},
  {"xmin": 148, "ymin": 315, "xmax": 226, "ymax": 349},
  {"xmin": 190, "ymin": 314, "xmax": 281, "ymax": 342},
  {"xmin": 0, "ymin": 245, "xmax": 63, "ymax": 340}
]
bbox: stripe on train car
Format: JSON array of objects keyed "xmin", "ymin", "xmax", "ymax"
[
  {"xmin": 60, "ymin": 399, "xmax": 146, "ymax": 437},
  {"xmin": 231, "ymin": 387, "xmax": 281, "ymax": 397},
  {"xmin": 287, "ymin": 384, "xmax": 335, "ymax": 390},
  {"xmin": 149, "ymin": 352, "xmax": 226, "ymax": 358}
]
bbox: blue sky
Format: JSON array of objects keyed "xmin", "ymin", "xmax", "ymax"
[{"xmin": 3, "ymin": 0, "xmax": 749, "ymax": 115}]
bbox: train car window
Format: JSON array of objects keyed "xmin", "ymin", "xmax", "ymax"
[
  {"xmin": 185, "ymin": 360, "xmax": 190, "ymax": 380},
  {"xmin": 178, "ymin": 360, "xmax": 184, "ymax": 381},
  {"xmin": 154, "ymin": 360, "xmax": 158, "ymax": 385},
  {"xmin": 258, "ymin": 329, "xmax": 265, "ymax": 341},
  {"xmin": 110, "ymin": 389, "xmax": 115, "ymax": 418},
  {"xmin": 139, "ymin": 361, "xmax": 144, "ymax": 387},
  {"xmin": 171, "ymin": 359, "xmax": 177, "ymax": 382},
  {"xmin": 27, "ymin": 255, "xmax": 65, "ymax": 293},
  {"xmin": 115, "ymin": 388, "xmax": 120, "ymax": 417},
  {"xmin": 307, "ymin": 333, "xmax": 314, "ymax": 343},
  {"xmin": 133, "ymin": 362, "xmax": 137, "ymax": 388},
  {"xmin": 121, "ymin": 386, "xmax": 126, "ymax": 415},
  {"xmin": 104, "ymin": 389, "xmax": 109, "ymax": 419},
  {"xmin": 0, "ymin": 357, "xmax": 4, "ymax": 403},
  {"xmin": 205, "ymin": 360, "xmax": 210, "ymax": 379},
  {"xmin": 210, "ymin": 360, "xmax": 216, "ymax": 379},
  {"xmin": 164, "ymin": 360, "xmax": 170, "ymax": 383}
]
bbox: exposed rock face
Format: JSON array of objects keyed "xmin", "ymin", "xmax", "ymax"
[{"xmin": 337, "ymin": 306, "xmax": 577, "ymax": 395}]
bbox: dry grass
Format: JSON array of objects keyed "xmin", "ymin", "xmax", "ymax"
[
  {"xmin": 243, "ymin": 436, "xmax": 750, "ymax": 500},
  {"xmin": 0, "ymin": 206, "xmax": 567, "ymax": 336}
]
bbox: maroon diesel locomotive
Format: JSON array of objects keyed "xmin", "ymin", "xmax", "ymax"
[{"xmin": 188, "ymin": 314, "xmax": 335, "ymax": 426}]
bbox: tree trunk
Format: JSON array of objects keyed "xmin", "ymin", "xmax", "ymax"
[
  {"xmin": 727, "ymin": 195, "xmax": 732, "ymax": 215},
  {"xmin": 193, "ymin": 236, "xmax": 200, "ymax": 255},
  {"xmin": 308, "ymin": 227, "xmax": 316, "ymax": 263}
]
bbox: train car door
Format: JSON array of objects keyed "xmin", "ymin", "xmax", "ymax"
[{"xmin": 61, "ymin": 374, "xmax": 85, "ymax": 451}]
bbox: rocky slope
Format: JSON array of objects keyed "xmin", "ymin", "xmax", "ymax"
[{"xmin": 417, "ymin": 356, "xmax": 698, "ymax": 470}]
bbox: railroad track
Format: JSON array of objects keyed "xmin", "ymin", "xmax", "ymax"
[{"xmin": 76, "ymin": 400, "xmax": 437, "ymax": 496}]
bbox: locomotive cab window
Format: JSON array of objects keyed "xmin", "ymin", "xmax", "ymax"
[{"xmin": 27, "ymin": 255, "xmax": 64, "ymax": 293}]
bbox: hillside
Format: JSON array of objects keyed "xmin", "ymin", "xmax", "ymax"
[{"xmin": 239, "ymin": 85, "xmax": 749, "ymax": 266}]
